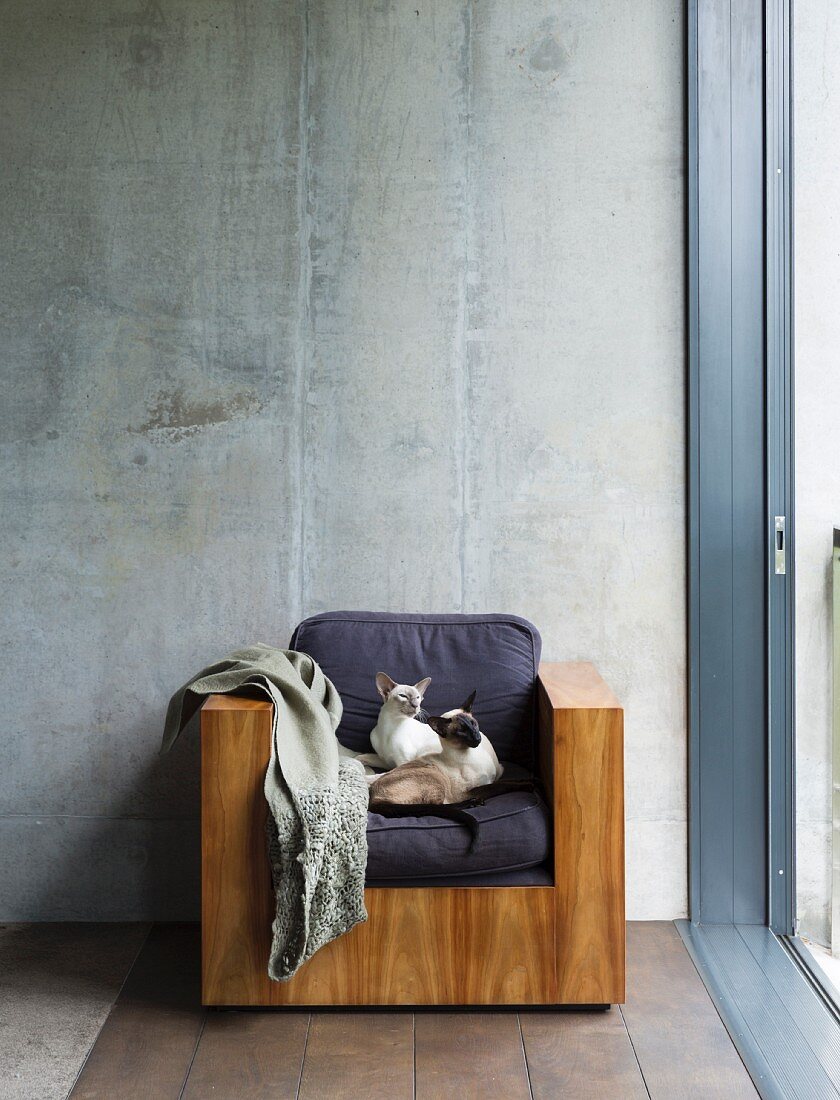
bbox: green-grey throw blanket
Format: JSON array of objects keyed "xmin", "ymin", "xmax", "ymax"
[{"xmin": 162, "ymin": 644, "xmax": 368, "ymax": 980}]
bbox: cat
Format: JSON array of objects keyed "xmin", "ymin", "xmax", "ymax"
[
  {"xmin": 424, "ymin": 690, "xmax": 503, "ymax": 790},
  {"xmin": 368, "ymin": 693, "xmax": 535, "ymax": 850},
  {"xmin": 365, "ymin": 671, "xmax": 440, "ymax": 768},
  {"xmin": 367, "ymin": 758, "xmax": 483, "ymax": 842},
  {"xmin": 368, "ymin": 693, "xmax": 496, "ymax": 806}
]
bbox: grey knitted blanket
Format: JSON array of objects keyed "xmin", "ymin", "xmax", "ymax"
[{"xmin": 162, "ymin": 644, "xmax": 368, "ymax": 980}]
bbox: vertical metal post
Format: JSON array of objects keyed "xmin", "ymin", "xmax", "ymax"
[
  {"xmin": 688, "ymin": 0, "xmax": 768, "ymax": 925},
  {"xmin": 832, "ymin": 531, "xmax": 840, "ymax": 956},
  {"xmin": 766, "ymin": 0, "xmax": 795, "ymax": 936}
]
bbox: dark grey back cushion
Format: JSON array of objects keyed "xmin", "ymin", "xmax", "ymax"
[{"xmin": 289, "ymin": 611, "xmax": 541, "ymax": 767}]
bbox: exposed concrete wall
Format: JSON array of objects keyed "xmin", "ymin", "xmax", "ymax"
[
  {"xmin": 0, "ymin": 1, "xmax": 685, "ymax": 920},
  {"xmin": 465, "ymin": 1, "xmax": 685, "ymax": 918},
  {"xmin": 301, "ymin": 1, "xmax": 467, "ymax": 609},
  {"xmin": 794, "ymin": 0, "xmax": 840, "ymax": 946},
  {"xmin": 1, "ymin": 0, "xmax": 305, "ymax": 919}
]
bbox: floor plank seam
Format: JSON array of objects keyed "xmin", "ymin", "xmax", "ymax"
[
  {"xmin": 516, "ymin": 1013, "xmax": 535, "ymax": 1100},
  {"xmin": 177, "ymin": 1006, "xmax": 207, "ymax": 1099},
  {"xmin": 65, "ymin": 923, "xmax": 154, "ymax": 1100},
  {"xmin": 618, "ymin": 1004, "xmax": 652, "ymax": 1100},
  {"xmin": 295, "ymin": 1012, "xmax": 313, "ymax": 1100}
]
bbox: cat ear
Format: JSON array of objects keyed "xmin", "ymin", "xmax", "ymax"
[
  {"xmin": 426, "ymin": 716, "xmax": 447, "ymax": 736},
  {"xmin": 461, "ymin": 690, "xmax": 476, "ymax": 713},
  {"xmin": 414, "ymin": 676, "xmax": 431, "ymax": 696},
  {"xmin": 375, "ymin": 672, "xmax": 397, "ymax": 699}
]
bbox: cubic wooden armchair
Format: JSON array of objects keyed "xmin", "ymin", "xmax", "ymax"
[{"xmin": 200, "ymin": 613, "xmax": 624, "ymax": 1007}]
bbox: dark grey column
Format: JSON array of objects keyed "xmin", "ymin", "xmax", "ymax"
[{"xmin": 688, "ymin": 0, "xmax": 768, "ymax": 925}]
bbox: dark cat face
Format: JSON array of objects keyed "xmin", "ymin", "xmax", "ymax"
[{"xmin": 427, "ymin": 691, "xmax": 481, "ymax": 748}]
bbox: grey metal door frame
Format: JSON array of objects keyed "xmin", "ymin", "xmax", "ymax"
[
  {"xmin": 680, "ymin": 7, "xmax": 840, "ymax": 1095},
  {"xmin": 765, "ymin": 0, "xmax": 795, "ymax": 937},
  {"xmin": 688, "ymin": 0, "xmax": 778, "ymax": 928},
  {"xmin": 689, "ymin": 0, "xmax": 795, "ymax": 932}
]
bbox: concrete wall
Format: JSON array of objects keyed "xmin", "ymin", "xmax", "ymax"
[
  {"xmin": 0, "ymin": 1, "xmax": 685, "ymax": 920},
  {"xmin": 794, "ymin": 0, "xmax": 840, "ymax": 946}
]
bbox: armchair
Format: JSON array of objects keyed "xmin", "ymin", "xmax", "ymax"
[{"xmin": 200, "ymin": 613, "xmax": 624, "ymax": 1006}]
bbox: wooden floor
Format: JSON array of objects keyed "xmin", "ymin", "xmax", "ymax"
[{"xmin": 69, "ymin": 922, "xmax": 757, "ymax": 1099}]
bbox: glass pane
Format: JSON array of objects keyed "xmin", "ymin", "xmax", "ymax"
[{"xmin": 794, "ymin": 1, "xmax": 840, "ymax": 985}]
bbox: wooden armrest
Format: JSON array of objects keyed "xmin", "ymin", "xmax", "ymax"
[
  {"xmin": 537, "ymin": 661, "xmax": 622, "ymax": 711},
  {"xmin": 536, "ymin": 661, "xmax": 625, "ymax": 1003},
  {"xmin": 536, "ymin": 661, "xmax": 622, "ymax": 792},
  {"xmin": 200, "ymin": 692, "xmax": 274, "ymax": 1004}
]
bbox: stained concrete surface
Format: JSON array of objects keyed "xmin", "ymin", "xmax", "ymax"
[
  {"xmin": 1, "ymin": 0, "xmax": 304, "ymax": 921},
  {"xmin": 0, "ymin": 922, "xmax": 149, "ymax": 1100},
  {"xmin": 1, "ymin": 1, "xmax": 685, "ymax": 921}
]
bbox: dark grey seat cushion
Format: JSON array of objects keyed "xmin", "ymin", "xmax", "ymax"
[
  {"xmin": 365, "ymin": 776, "xmax": 551, "ymax": 881},
  {"xmin": 289, "ymin": 611, "xmax": 541, "ymax": 767}
]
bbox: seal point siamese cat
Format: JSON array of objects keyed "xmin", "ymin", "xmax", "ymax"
[{"xmin": 427, "ymin": 690, "xmax": 503, "ymax": 789}]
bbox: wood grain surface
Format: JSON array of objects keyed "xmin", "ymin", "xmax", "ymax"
[
  {"xmin": 202, "ymin": 660, "xmax": 624, "ymax": 1006},
  {"xmin": 415, "ymin": 1013, "xmax": 531, "ymax": 1100},
  {"xmin": 298, "ymin": 1014, "xmax": 414, "ymax": 1100},
  {"xmin": 538, "ymin": 660, "xmax": 623, "ymax": 710},
  {"xmin": 538, "ymin": 661, "xmax": 626, "ymax": 1004},
  {"xmin": 201, "ymin": 698, "xmax": 274, "ymax": 1006},
  {"xmin": 182, "ymin": 1012, "xmax": 309, "ymax": 1099},
  {"xmin": 274, "ymin": 885, "xmax": 556, "ymax": 1006},
  {"xmin": 521, "ymin": 1009, "xmax": 648, "ymax": 1099}
]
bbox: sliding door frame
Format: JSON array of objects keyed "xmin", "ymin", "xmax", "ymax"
[
  {"xmin": 688, "ymin": 0, "xmax": 771, "ymax": 928},
  {"xmin": 688, "ymin": 0, "xmax": 795, "ymax": 934},
  {"xmin": 682, "ymin": 5, "xmax": 840, "ymax": 1094},
  {"xmin": 765, "ymin": 0, "xmax": 795, "ymax": 938}
]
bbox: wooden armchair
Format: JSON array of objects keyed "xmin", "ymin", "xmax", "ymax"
[{"xmin": 200, "ymin": 645, "xmax": 624, "ymax": 1007}]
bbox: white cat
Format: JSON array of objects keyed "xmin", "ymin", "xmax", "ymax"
[{"xmin": 366, "ymin": 672, "xmax": 441, "ymax": 768}]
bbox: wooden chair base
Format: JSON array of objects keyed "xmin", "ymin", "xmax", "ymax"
[
  {"xmin": 205, "ymin": 885, "xmax": 555, "ymax": 1007},
  {"xmin": 200, "ymin": 663, "xmax": 625, "ymax": 1007}
]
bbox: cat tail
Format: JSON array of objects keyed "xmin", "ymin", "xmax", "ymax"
[{"xmin": 460, "ymin": 778, "xmax": 541, "ymax": 804}]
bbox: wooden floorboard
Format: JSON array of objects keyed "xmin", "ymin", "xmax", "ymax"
[
  {"xmin": 66, "ymin": 921, "xmax": 763, "ymax": 1099},
  {"xmin": 622, "ymin": 921, "xmax": 758, "ymax": 1099},
  {"xmin": 520, "ymin": 1008, "xmax": 648, "ymax": 1099},
  {"xmin": 69, "ymin": 924, "xmax": 205, "ymax": 1100},
  {"xmin": 414, "ymin": 1013, "xmax": 531, "ymax": 1100},
  {"xmin": 297, "ymin": 1013, "xmax": 414, "ymax": 1100},
  {"xmin": 182, "ymin": 1011, "xmax": 310, "ymax": 1099}
]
